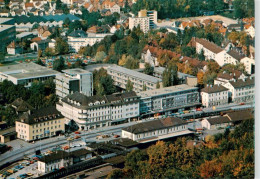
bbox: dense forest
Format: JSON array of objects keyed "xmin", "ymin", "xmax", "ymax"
[
  {"xmin": 131, "ymin": 0, "xmax": 254, "ymax": 19},
  {"xmin": 107, "ymin": 118, "xmax": 254, "ymax": 178}
]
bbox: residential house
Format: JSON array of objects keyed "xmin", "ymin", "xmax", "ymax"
[
  {"xmin": 214, "ymin": 70, "xmax": 246, "ymax": 86},
  {"xmin": 11, "ymin": 98, "xmax": 34, "ymax": 115},
  {"xmin": 201, "ymin": 116, "xmax": 231, "ymax": 130},
  {"xmin": 240, "ymin": 57, "xmax": 255, "ymax": 74},
  {"xmin": 7, "ymin": 41, "xmax": 22, "ymax": 55}
]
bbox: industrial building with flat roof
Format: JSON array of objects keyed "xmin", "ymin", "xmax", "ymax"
[
  {"xmin": 0, "ymin": 63, "xmax": 60, "ymax": 87},
  {"xmin": 107, "ymin": 65, "xmax": 162, "ymax": 92}
]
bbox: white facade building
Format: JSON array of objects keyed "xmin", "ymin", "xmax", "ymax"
[
  {"xmin": 109, "ymin": 4, "xmax": 120, "ymax": 14},
  {"xmin": 122, "ymin": 117, "xmax": 191, "ymax": 142},
  {"xmin": 107, "ymin": 65, "xmax": 162, "ymax": 92},
  {"xmin": 56, "ymin": 91, "xmax": 140, "ymax": 130},
  {"xmin": 55, "ymin": 68, "xmax": 93, "ymax": 99},
  {"xmin": 201, "ymin": 84, "xmax": 229, "ymax": 108},
  {"xmin": 201, "ymin": 116, "xmax": 231, "ymax": 130},
  {"xmin": 240, "ymin": 57, "xmax": 255, "ymax": 74},
  {"xmin": 129, "ymin": 17, "xmax": 150, "ymax": 33}
]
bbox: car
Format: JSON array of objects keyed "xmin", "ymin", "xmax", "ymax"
[
  {"xmin": 114, "ymin": 135, "xmax": 120, "ymax": 138},
  {"xmin": 240, "ymin": 102, "xmax": 245, "ymax": 105},
  {"xmin": 7, "ymin": 169, "xmax": 15, "ymax": 174},
  {"xmin": 19, "ymin": 174, "xmax": 27, "ymax": 179},
  {"xmin": 183, "ymin": 110, "xmax": 189, "ymax": 114},
  {"xmin": 29, "ymin": 160, "xmax": 34, "ymax": 164},
  {"xmin": 27, "ymin": 173, "xmax": 33, "ymax": 176},
  {"xmin": 74, "ymin": 131, "xmax": 81, "ymax": 134},
  {"xmin": 74, "ymin": 135, "xmax": 81, "ymax": 139},
  {"xmin": 52, "ymin": 168, "xmax": 59, "ymax": 172},
  {"xmin": 67, "ymin": 137, "xmax": 74, "ymax": 141},
  {"xmin": 33, "ymin": 157, "xmax": 39, "ymax": 161},
  {"xmin": 63, "ymin": 146, "xmax": 70, "ymax": 150},
  {"xmin": 196, "ymin": 108, "xmax": 202, "ymax": 111}
]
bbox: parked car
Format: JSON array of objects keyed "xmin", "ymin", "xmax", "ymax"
[
  {"xmin": 196, "ymin": 108, "xmax": 202, "ymax": 111},
  {"xmin": 183, "ymin": 110, "xmax": 190, "ymax": 114},
  {"xmin": 240, "ymin": 102, "xmax": 245, "ymax": 105},
  {"xmin": 74, "ymin": 135, "xmax": 81, "ymax": 139},
  {"xmin": 27, "ymin": 173, "xmax": 33, "ymax": 176},
  {"xmin": 63, "ymin": 146, "xmax": 70, "ymax": 150},
  {"xmin": 74, "ymin": 131, "xmax": 81, "ymax": 134},
  {"xmin": 114, "ymin": 135, "xmax": 120, "ymax": 138}
]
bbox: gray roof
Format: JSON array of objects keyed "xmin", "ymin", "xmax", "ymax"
[
  {"xmin": 201, "ymin": 84, "xmax": 228, "ymax": 94},
  {"xmin": 0, "ymin": 18, "xmax": 13, "ymax": 24},
  {"xmin": 108, "ymin": 65, "xmax": 162, "ymax": 84},
  {"xmin": 227, "ymin": 49, "xmax": 245, "ymax": 61},
  {"xmin": 123, "ymin": 117, "xmax": 186, "ymax": 134},
  {"xmin": 62, "ymin": 68, "xmax": 91, "ymax": 75},
  {"xmin": 226, "ymin": 110, "xmax": 253, "ymax": 122},
  {"xmin": 68, "ymin": 30, "xmax": 87, "ymax": 38},
  {"xmin": 206, "ymin": 116, "xmax": 230, "ymax": 125},
  {"xmin": 16, "ymin": 32, "xmax": 33, "ymax": 38},
  {"xmin": 229, "ymin": 77, "xmax": 254, "ymax": 88},
  {"xmin": 42, "ymin": 14, "xmax": 80, "ymax": 22},
  {"xmin": 154, "ymin": 67, "xmax": 195, "ymax": 78},
  {"xmin": 137, "ymin": 84, "xmax": 198, "ymax": 98}
]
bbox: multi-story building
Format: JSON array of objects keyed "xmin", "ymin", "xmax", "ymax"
[
  {"xmin": 56, "ymin": 91, "xmax": 140, "ymax": 130},
  {"xmin": 214, "ymin": 70, "xmax": 246, "ymax": 86},
  {"xmin": 0, "ymin": 18, "xmax": 16, "ymax": 52},
  {"xmin": 138, "ymin": 9, "xmax": 157, "ymax": 29},
  {"xmin": 55, "ymin": 68, "xmax": 93, "ymax": 99},
  {"xmin": 240, "ymin": 57, "xmax": 255, "ymax": 74},
  {"xmin": 222, "ymin": 77, "xmax": 255, "ymax": 103},
  {"xmin": 68, "ymin": 30, "xmax": 113, "ymax": 53},
  {"xmin": 107, "ymin": 65, "xmax": 162, "ymax": 92},
  {"xmin": 15, "ymin": 106, "xmax": 65, "ymax": 142},
  {"xmin": 201, "ymin": 84, "xmax": 229, "ymax": 108},
  {"xmin": 0, "ymin": 63, "xmax": 60, "ymax": 87},
  {"xmin": 137, "ymin": 84, "xmax": 200, "ymax": 116},
  {"xmin": 122, "ymin": 117, "xmax": 192, "ymax": 143},
  {"xmin": 129, "ymin": 16, "xmax": 150, "ymax": 33}
]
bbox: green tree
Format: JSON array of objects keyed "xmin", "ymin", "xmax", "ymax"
[
  {"xmin": 0, "ymin": 52, "xmax": 5, "ymax": 64},
  {"xmin": 53, "ymin": 57, "xmax": 65, "ymax": 72},
  {"xmin": 156, "ymin": 81, "xmax": 160, "ymax": 89},
  {"xmin": 126, "ymin": 79, "xmax": 133, "ymax": 92},
  {"xmin": 94, "ymin": 51, "xmax": 107, "ymax": 62},
  {"xmin": 55, "ymin": 37, "xmax": 69, "ymax": 55},
  {"xmin": 143, "ymin": 63, "xmax": 154, "ymax": 75},
  {"xmin": 162, "ymin": 63, "xmax": 178, "ymax": 87},
  {"xmin": 198, "ymin": 49, "xmax": 205, "ymax": 61}
]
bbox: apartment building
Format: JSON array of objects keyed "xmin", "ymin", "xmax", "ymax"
[
  {"xmin": 129, "ymin": 17, "xmax": 150, "ymax": 33},
  {"xmin": 122, "ymin": 117, "xmax": 191, "ymax": 143},
  {"xmin": 0, "ymin": 63, "xmax": 60, "ymax": 87},
  {"xmin": 222, "ymin": 77, "xmax": 255, "ymax": 103},
  {"xmin": 68, "ymin": 30, "xmax": 113, "ymax": 52},
  {"xmin": 56, "ymin": 68, "xmax": 93, "ymax": 99},
  {"xmin": 0, "ymin": 21, "xmax": 16, "ymax": 52},
  {"xmin": 137, "ymin": 84, "xmax": 200, "ymax": 116},
  {"xmin": 138, "ymin": 9, "xmax": 157, "ymax": 29},
  {"xmin": 107, "ymin": 65, "xmax": 162, "ymax": 92},
  {"xmin": 56, "ymin": 91, "xmax": 140, "ymax": 130},
  {"xmin": 15, "ymin": 106, "xmax": 65, "ymax": 142},
  {"xmin": 240, "ymin": 57, "xmax": 255, "ymax": 74},
  {"xmin": 214, "ymin": 70, "xmax": 246, "ymax": 86},
  {"xmin": 201, "ymin": 84, "xmax": 229, "ymax": 108}
]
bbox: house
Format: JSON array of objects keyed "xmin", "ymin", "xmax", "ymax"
[
  {"xmin": 244, "ymin": 24, "xmax": 255, "ymax": 38},
  {"xmin": 181, "ymin": 56, "xmax": 208, "ymax": 72},
  {"xmin": 222, "ymin": 76, "xmax": 254, "ymax": 103},
  {"xmin": 7, "ymin": 41, "xmax": 22, "ymax": 55},
  {"xmin": 0, "ymin": 127, "xmax": 17, "ymax": 143},
  {"xmin": 240, "ymin": 57, "xmax": 255, "ymax": 74},
  {"xmin": 201, "ymin": 84, "xmax": 229, "ymax": 108},
  {"xmin": 201, "ymin": 116, "xmax": 231, "ymax": 130},
  {"xmin": 122, "ymin": 117, "xmax": 192, "ymax": 143},
  {"xmin": 15, "ymin": 106, "xmax": 65, "ymax": 141},
  {"xmin": 37, "ymin": 26, "xmax": 51, "ymax": 39},
  {"xmin": 214, "ymin": 70, "xmax": 246, "ymax": 85},
  {"xmin": 11, "ymin": 98, "xmax": 34, "ymax": 115},
  {"xmin": 30, "ymin": 39, "xmax": 51, "ymax": 51}
]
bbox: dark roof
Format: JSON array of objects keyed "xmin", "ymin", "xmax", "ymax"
[
  {"xmin": 39, "ymin": 150, "xmax": 69, "ymax": 163},
  {"xmin": 70, "ymin": 148, "xmax": 92, "ymax": 157},
  {"xmin": 0, "ymin": 127, "xmax": 16, "ymax": 136},
  {"xmin": 227, "ymin": 24, "xmax": 241, "ymax": 29},
  {"xmin": 17, "ymin": 106, "xmax": 63, "ymax": 125},
  {"xmin": 188, "ymin": 37, "xmax": 223, "ymax": 54},
  {"xmin": 201, "ymin": 84, "xmax": 228, "ymax": 94},
  {"xmin": 226, "ymin": 110, "xmax": 253, "ymax": 122},
  {"xmin": 227, "ymin": 50, "xmax": 245, "ymax": 61},
  {"xmin": 11, "ymin": 98, "xmax": 34, "ymax": 112},
  {"xmin": 62, "ymin": 92, "xmax": 138, "ymax": 109},
  {"xmin": 69, "ymin": 30, "xmax": 87, "ymax": 37},
  {"xmin": 206, "ymin": 116, "xmax": 230, "ymax": 125},
  {"xmin": 217, "ymin": 70, "xmax": 242, "ymax": 80},
  {"xmin": 123, "ymin": 117, "xmax": 186, "ymax": 134},
  {"xmin": 229, "ymin": 77, "xmax": 254, "ymax": 88}
]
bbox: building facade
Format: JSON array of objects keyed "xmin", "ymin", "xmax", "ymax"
[
  {"xmin": 56, "ymin": 91, "xmax": 140, "ymax": 130},
  {"xmin": 0, "ymin": 24, "xmax": 16, "ymax": 52},
  {"xmin": 240, "ymin": 57, "xmax": 255, "ymax": 74},
  {"xmin": 107, "ymin": 65, "xmax": 162, "ymax": 92},
  {"xmin": 201, "ymin": 84, "xmax": 229, "ymax": 108},
  {"xmin": 138, "ymin": 10, "xmax": 157, "ymax": 29},
  {"xmin": 137, "ymin": 84, "xmax": 200, "ymax": 116},
  {"xmin": 56, "ymin": 68, "xmax": 93, "ymax": 99},
  {"xmin": 15, "ymin": 106, "xmax": 65, "ymax": 141},
  {"xmin": 129, "ymin": 17, "xmax": 150, "ymax": 33}
]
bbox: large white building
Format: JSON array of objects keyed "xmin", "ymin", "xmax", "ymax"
[
  {"xmin": 222, "ymin": 77, "xmax": 254, "ymax": 103},
  {"xmin": 201, "ymin": 84, "xmax": 229, "ymax": 108},
  {"xmin": 137, "ymin": 84, "xmax": 200, "ymax": 116},
  {"xmin": 129, "ymin": 17, "xmax": 150, "ymax": 33},
  {"xmin": 138, "ymin": 10, "xmax": 157, "ymax": 29},
  {"xmin": 55, "ymin": 68, "xmax": 93, "ymax": 99},
  {"xmin": 56, "ymin": 91, "xmax": 140, "ymax": 130},
  {"xmin": 240, "ymin": 57, "xmax": 255, "ymax": 74},
  {"xmin": 122, "ymin": 117, "xmax": 192, "ymax": 143},
  {"xmin": 0, "ymin": 63, "xmax": 60, "ymax": 87},
  {"xmin": 107, "ymin": 65, "xmax": 162, "ymax": 92},
  {"xmin": 67, "ymin": 30, "xmax": 113, "ymax": 53}
]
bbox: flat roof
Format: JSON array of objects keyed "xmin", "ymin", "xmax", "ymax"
[
  {"xmin": 137, "ymin": 84, "xmax": 198, "ymax": 98},
  {"xmin": 0, "ymin": 18, "xmax": 13, "ymax": 24},
  {"xmin": 0, "ymin": 63, "xmax": 60, "ymax": 80},
  {"xmin": 0, "ymin": 25, "xmax": 14, "ymax": 33},
  {"xmin": 154, "ymin": 67, "xmax": 195, "ymax": 78},
  {"xmin": 107, "ymin": 65, "xmax": 161, "ymax": 83},
  {"xmin": 16, "ymin": 32, "xmax": 33, "ymax": 38},
  {"xmin": 62, "ymin": 68, "xmax": 91, "ymax": 75}
]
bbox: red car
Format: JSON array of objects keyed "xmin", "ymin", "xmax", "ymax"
[
  {"xmin": 114, "ymin": 135, "xmax": 120, "ymax": 138},
  {"xmin": 196, "ymin": 108, "xmax": 202, "ymax": 111},
  {"xmin": 240, "ymin": 102, "xmax": 245, "ymax": 105},
  {"xmin": 74, "ymin": 135, "xmax": 81, "ymax": 139},
  {"xmin": 33, "ymin": 157, "xmax": 39, "ymax": 161},
  {"xmin": 74, "ymin": 131, "xmax": 81, "ymax": 134}
]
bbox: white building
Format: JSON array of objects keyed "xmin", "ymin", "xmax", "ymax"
[
  {"xmin": 68, "ymin": 30, "xmax": 113, "ymax": 52},
  {"xmin": 56, "ymin": 91, "xmax": 140, "ymax": 130},
  {"xmin": 240, "ymin": 57, "xmax": 255, "ymax": 74},
  {"xmin": 201, "ymin": 116, "xmax": 231, "ymax": 130},
  {"xmin": 138, "ymin": 9, "xmax": 157, "ymax": 28},
  {"xmin": 214, "ymin": 70, "xmax": 246, "ymax": 86},
  {"xmin": 55, "ymin": 68, "xmax": 93, "ymax": 99},
  {"xmin": 129, "ymin": 17, "xmax": 150, "ymax": 33},
  {"xmin": 109, "ymin": 4, "xmax": 120, "ymax": 14},
  {"xmin": 107, "ymin": 65, "xmax": 162, "ymax": 92},
  {"xmin": 122, "ymin": 117, "xmax": 192, "ymax": 143},
  {"xmin": 245, "ymin": 25, "xmax": 255, "ymax": 38},
  {"xmin": 201, "ymin": 84, "xmax": 229, "ymax": 108},
  {"xmin": 0, "ymin": 63, "xmax": 60, "ymax": 87},
  {"xmin": 222, "ymin": 77, "xmax": 254, "ymax": 103}
]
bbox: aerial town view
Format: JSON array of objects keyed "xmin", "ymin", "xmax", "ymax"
[{"xmin": 0, "ymin": 0, "xmax": 256, "ymax": 178}]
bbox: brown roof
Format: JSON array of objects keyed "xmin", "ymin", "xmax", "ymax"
[
  {"xmin": 217, "ymin": 70, "xmax": 243, "ymax": 80},
  {"xmin": 229, "ymin": 77, "xmax": 254, "ymax": 88},
  {"xmin": 227, "ymin": 49, "xmax": 245, "ymax": 61},
  {"xmin": 143, "ymin": 45, "xmax": 181, "ymax": 59},
  {"xmin": 225, "ymin": 110, "xmax": 253, "ymax": 122},
  {"xmin": 182, "ymin": 56, "xmax": 207, "ymax": 69},
  {"xmin": 11, "ymin": 98, "xmax": 34, "ymax": 112},
  {"xmin": 201, "ymin": 84, "xmax": 228, "ymax": 94},
  {"xmin": 206, "ymin": 116, "xmax": 230, "ymax": 125},
  {"xmin": 25, "ymin": 2, "xmax": 34, "ymax": 8},
  {"xmin": 189, "ymin": 37, "xmax": 223, "ymax": 54},
  {"xmin": 31, "ymin": 37, "xmax": 42, "ymax": 42}
]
